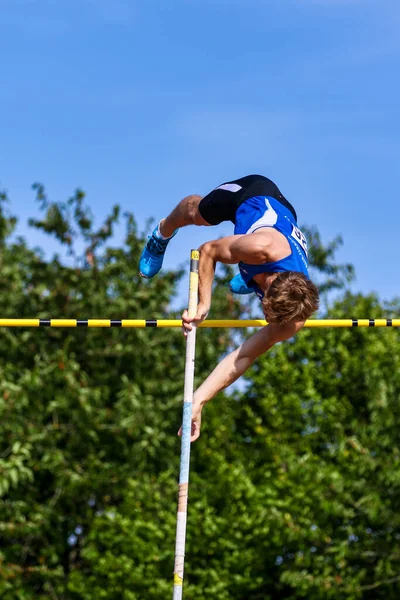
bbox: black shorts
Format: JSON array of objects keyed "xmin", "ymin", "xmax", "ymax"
[{"xmin": 198, "ymin": 174, "xmax": 297, "ymax": 225}]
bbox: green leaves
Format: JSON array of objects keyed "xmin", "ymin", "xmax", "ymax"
[
  {"xmin": 0, "ymin": 184, "xmax": 238, "ymax": 598},
  {"xmin": 303, "ymin": 225, "xmax": 355, "ymax": 294},
  {"xmin": 1, "ymin": 183, "xmax": 400, "ymax": 598},
  {"xmin": 233, "ymin": 294, "xmax": 400, "ymax": 599},
  {"xmin": 0, "ymin": 442, "xmax": 33, "ymax": 497}
]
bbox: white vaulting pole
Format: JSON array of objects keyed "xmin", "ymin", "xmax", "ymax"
[{"xmin": 173, "ymin": 250, "xmax": 199, "ymax": 599}]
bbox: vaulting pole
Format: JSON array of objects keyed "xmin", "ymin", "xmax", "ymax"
[
  {"xmin": 0, "ymin": 319, "xmax": 399, "ymax": 328},
  {"xmin": 173, "ymin": 250, "xmax": 199, "ymax": 600}
]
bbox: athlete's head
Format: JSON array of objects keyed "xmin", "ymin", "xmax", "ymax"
[{"xmin": 262, "ymin": 271, "xmax": 319, "ymax": 325}]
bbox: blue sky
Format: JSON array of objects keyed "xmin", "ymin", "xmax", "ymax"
[{"xmin": 1, "ymin": 0, "xmax": 399, "ymax": 309}]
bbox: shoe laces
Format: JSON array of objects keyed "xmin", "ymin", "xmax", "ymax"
[{"xmin": 147, "ymin": 233, "xmax": 169, "ymax": 256}]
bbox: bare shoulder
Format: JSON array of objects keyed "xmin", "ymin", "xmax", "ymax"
[
  {"xmin": 250, "ymin": 227, "xmax": 291, "ymax": 260},
  {"xmin": 251, "ymin": 227, "xmax": 288, "ymax": 245},
  {"xmin": 241, "ymin": 320, "xmax": 304, "ymax": 360},
  {"xmin": 268, "ymin": 320, "xmax": 305, "ymax": 341}
]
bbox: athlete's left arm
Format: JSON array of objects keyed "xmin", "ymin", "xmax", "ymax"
[
  {"xmin": 182, "ymin": 234, "xmax": 273, "ymax": 332},
  {"xmin": 179, "ymin": 320, "xmax": 305, "ymax": 441}
]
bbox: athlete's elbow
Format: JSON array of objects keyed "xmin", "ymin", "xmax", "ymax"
[{"xmin": 198, "ymin": 241, "xmax": 217, "ymax": 259}]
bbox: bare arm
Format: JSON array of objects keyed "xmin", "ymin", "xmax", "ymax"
[
  {"xmin": 179, "ymin": 320, "xmax": 305, "ymax": 441},
  {"xmin": 183, "ymin": 233, "xmax": 274, "ymax": 332}
]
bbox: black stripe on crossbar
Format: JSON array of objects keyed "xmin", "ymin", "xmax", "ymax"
[
  {"xmin": 369, "ymin": 320, "xmax": 374, "ymax": 327},
  {"xmin": 110, "ymin": 320, "xmax": 122, "ymax": 327},
  {"xmin": 77, "ymin": 320, "xmax": 88, "ymax": 327},
  {"xmin": 352, "ymin": 319, "xmax": 358, "ymax": 327},
  {"xmin": 387, "ymin": 319, "xmax": 393, "ymax": 327},
  {"xmin": 146, "ymin": 320, "xmax": 157, "ymax": 327},
  {"xmin": 40, "ymin": 319, "xmax": 51, "ymax": 327}
]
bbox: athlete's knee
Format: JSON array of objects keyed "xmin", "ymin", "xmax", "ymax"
[{"xmin": 182, "ymin": 194, "xmax": 204, "ymax": 224}]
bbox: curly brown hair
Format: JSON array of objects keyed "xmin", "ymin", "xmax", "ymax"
[{"xmin": 262, "ymin": 271, "xmax": 319, "ymax": 324}]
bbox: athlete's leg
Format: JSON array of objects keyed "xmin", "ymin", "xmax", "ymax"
[
  {"xmin": 139, "ymin": 178, "xmax": 244, "ymax": 278},
  {"xmin": 159, "ymin": 194, "xmax": 210, "ymax": 238},
  {"xmin": 139, "ymin": 194, "xmax": 212, "ymax": 278}
]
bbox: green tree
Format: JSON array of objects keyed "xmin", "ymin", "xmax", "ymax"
[
  {"xmin": 202, "ymin": 292, "xmax": 400, "ymax": 600},
  {"xmin": 1, "ymin": 184, "xmax": 399, "ymax": 600},
  {"xmin": 0, "ymin": 185, "xmax": 238, "ymax": 599}
]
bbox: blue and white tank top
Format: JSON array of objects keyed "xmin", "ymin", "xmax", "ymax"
[{"xmin": 234, "ymin": 196, "xmax": 309, "ymax": 299}]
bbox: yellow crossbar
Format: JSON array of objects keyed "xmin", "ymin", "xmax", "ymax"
[{"xmin": 0, "ymin": 319, "xmax": 399, "ymax": 328}]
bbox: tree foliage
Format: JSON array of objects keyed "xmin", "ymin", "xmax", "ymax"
[
  {"xmin": 0, "ymin": 185, "xmax": 399, "ymax": 599},
  {"xmin": 0, "ymin": 185, "xmax": 238, "ymax": 599}
]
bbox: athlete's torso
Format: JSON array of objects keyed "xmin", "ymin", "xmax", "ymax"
[{"xmin": 234, "ymin": 196, "xmax": 309, "ymax": 299}]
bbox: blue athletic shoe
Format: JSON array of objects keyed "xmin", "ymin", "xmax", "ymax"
[
  {"xmin": 139, "ymin": 226, "xmax": 178, "ymax": 278},
  {"xmin": 229, "ymin": 273, "xmax": 254, "ymax": 295}
]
